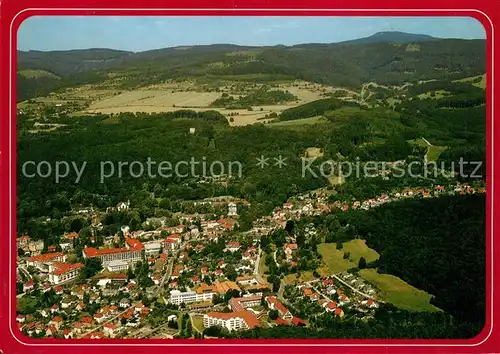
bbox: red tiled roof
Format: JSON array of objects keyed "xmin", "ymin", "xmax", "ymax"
[
  {"xmin": 292, "ymin": 316, "xmax": 306, "ymax": 326},
  {"xmin": 126, "ymin": 237, "xmax": 144, "ymax": 250},
  {"xmin": 27, "ymin": 252, "xmax": 65, "ymax": 263},
  {"xmin": 83, "ymin": 247, "xmax": 138, "ymax": 258},
  {"xmin": 50, "ymin": 261, "xmax": 84, "ymax": 275},
  {"xmin": 275, "ymin": 317, "xmax": 290, "ymax": 326},
  {"xmin": 327, "ymin": 301, "xmax": 337, "ymax": 309},
  {"xmin": 64, "ymin": 232, "xmax": 79, "ymax": 240},
  {"xmin": 227, "ymin": 242, "xmax": 240, "ymax": 247},
  {"xmin": 266, "ymin": 296, "xmax": 289, "ymax": 316}
]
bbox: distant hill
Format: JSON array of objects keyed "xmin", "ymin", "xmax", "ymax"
[
  {"xmin": 339, "ymin": 31, "xmax": 438, "ymax": 45},
  {"xmin": 17, "ymin": 48, "xmax": 132, "ymax": 76},
  {"xmin": 16, "ymin": 32, "xmax": 486, "ymax": 101}
]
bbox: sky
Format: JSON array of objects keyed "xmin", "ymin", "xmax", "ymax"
[{"xmin": 17, "ymin": 16, "xmax": 486, "ymax": 52}]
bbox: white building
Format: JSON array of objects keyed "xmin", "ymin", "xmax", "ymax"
[
  {"xmin": 83, "ymin": 245, "xmax": 142, "ymax": 266},
  {"xmin": 27, "ymin": 252, "xmax": 67, "ymax": 272},
  {"xmin": 107, "ymin": 260, "xmax": 129, "ymax": 272},
  {"xmin": 168, "ymin": 285, "xmax": 215, "ymax": 305},
  {"xmin": 48, "ymin": 262, "xmax": 84, "ymax": 285},
  {"xmin": 203, "ymin": 311, "xmax": 260, "ymax": 331},
  {"xmin": 168, "ymin": 290, "xmax": 197, "ymax": 305},
  {"xmin": 144, "ymin": 242, "xmax": 162, "ymax": 256},
  {"xmin": 228, "ymin": 202, "xmax": 238, "ymax": 216}
]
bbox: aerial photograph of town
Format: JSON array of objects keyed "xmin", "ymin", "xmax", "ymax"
[{"xmin": 15, "ymin": 16, "xmax": 486, "ymax": 340}]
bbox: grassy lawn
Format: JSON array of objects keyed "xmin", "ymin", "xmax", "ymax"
[
  {"xmin": 417, "ymin": 90, "xmax": 450, "ymax": 100},
  {"xmin": 259, "ymin": 251, "xmax": 269, "ymax": 274},
  {"xmin": 283, "ymin": 271, "xmax": 317, "ymax": 285},
  {"xmin": 453, "ymin": 74, "xmax": 486, "ymax": 89},
  {"xmin": 304, "ymin": 147, "xmax": 324, "ymax": 159},
  {"xmin": 427, "ymin": 145, "xmax": 448, "ymax": 162},
  {"xmin": 342, "ymin": 239, "xmax": 380, "ymax": 264},
  {"xmin": 359, "ymin": 269, "xmax": 441, "ymax": 312},
  {"xmin": 407, "ymin": 138, "xmax": 429, "ymax": 148},
  {"xmin": 191, "ymin": 315, "xmax": 205, "ymax": 333},
  {"xmin": 317, "ymin": 243, "xmax": 357, "ymax": 274},
  {"xmin": 407, "ymin": 139, "xmax": 447, "ymax": 162},
  {"xmin": 17, "ymin": 296, "xmax": 39, "ymax": 313},
  {"xmin": 328, "ymin": 173, "xmax": 345, "ymax": 186}
]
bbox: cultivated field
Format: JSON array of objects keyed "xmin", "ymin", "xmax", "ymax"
[
  {"xmin": 79, "ymin": 79, "xmax": 336, "ymax": 126},
  {"xmin": 359, "ymin": 269, "xmax": 440, "ymax": 312}
]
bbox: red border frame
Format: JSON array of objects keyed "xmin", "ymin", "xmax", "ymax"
[{"xmin": 1, "ymin": 1, "xmax": 498, "ymax": 353}]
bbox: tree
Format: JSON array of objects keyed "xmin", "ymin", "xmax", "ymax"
[
  {"xmin": 358, "ymin": 257, "xmax": 367, "ymax": 270},
  {"xmin": 269, "ymin": 309, "xmax": 279, "ymax": 320},
  {"xmin": 225, "ymin": 265, "xmax": 237, "ymax": 281},
  {"xmin": 127, "ymin": 267, "xmax": 134, "ymax": 281}
]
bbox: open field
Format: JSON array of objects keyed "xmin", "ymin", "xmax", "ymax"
[
  {"xmin": 283, "ymin": 271, "xmax": 317, "ymax": 285},
  {"xmin": 88, "ymin": 90, "xmax": 222, "ymax": 110},
  {"xmin": 342, "ymin": 239, "xmax": 380, "ymax": 264},
  {"xmin": 417, "ymin": 90, "xmax": 450, "ymax": 100},
  {"xmin": 304, "ymin": 147, "xmax": 324, "ymax": 159},
  {"xmin": 72, "ymin": 79, "xmax": 335, "ymax": 126},
  {"xmin": 427, "ymin": 145, "xmax": 448, "ymax": 162},
  {"xmin": 453, "ymin": 74, "xmax": 486, "ymax": 89},
  {"xmin": 408, "ymin": 138, "xmax": 447, "ymax": 162},
  {"xmin": 328, "ymin": 175, "xmax": 345, "ymax": 186},
  {"xmin": 18, "ymin": 69, "xmax": 60, "ymax": 79},
  {"xmin": 191, "ymin": 315, "xmax": 205, "ymax": 333},
  {"xmin": 317, "ymin": 243, "xmax": 357, "ymax": 273},
  {"xmin": 359, "ymin": 269, "xmax": 441, "ymax": 312}
]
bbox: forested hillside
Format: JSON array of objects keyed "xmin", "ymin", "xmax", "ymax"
[{"xmin": 17, "ymin": 34, "xmax": 486, "ymax": 101}]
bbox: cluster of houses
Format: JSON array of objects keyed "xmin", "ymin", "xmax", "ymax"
[
  {"xmin": 16, "ymin": 180, "xmax": 484, "ymax": 339},
  {"xmin": 284, "ymin": 275, "xmax": 380, "ymax": 323},
  {"xmin": 17, "ymin": 278, "xmax": 154, "ymax": 339},
  {"xmin": 268, "ymin": 182, "xmax": 485, "ymax": 225}
]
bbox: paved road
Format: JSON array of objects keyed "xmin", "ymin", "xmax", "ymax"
[
  {"xmin": 254, "ymin": 247, "xmax": 261, "ymax": 275},
  {"xmin": 328, "ymin": 274, "xmax": 377, "ymax": 300},
  {"xmin": 421, "ymin": 137, "xmax": 433, "ymax": 146},
  {"xmin": 273, "ymin": 250, "xmax": 279, "ymax": 267}
]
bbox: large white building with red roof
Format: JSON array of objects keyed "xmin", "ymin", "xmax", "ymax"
[
  {"xmin": 265, "ymin": 296, "xmax": 293, "ymax": 320},
  {"xmin": 48, "ymin": 261, "xmax": 84, "ymax": 284},
  {"xmin": 83, "ymin": 238, "xmax": 143, "ymax": 265},
  {"xmin": 27, "ymin": 252, "xmax": 66, "ymax": 271},
  {"xmin": 203, "ymin": 310, "xmax": 261, "ymax": 331}
]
